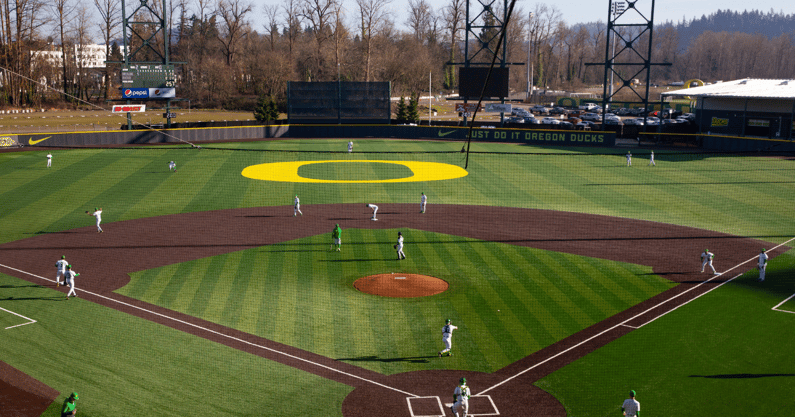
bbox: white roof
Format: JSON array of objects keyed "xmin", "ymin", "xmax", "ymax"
[{"xmin": 662, "ymin": 78, "xmax": 795, "ymax": 100}]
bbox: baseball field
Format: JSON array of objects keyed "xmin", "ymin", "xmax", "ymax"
[{"xmin": 1, "ymin": 138, "xmax": 794, "ymax": 416}]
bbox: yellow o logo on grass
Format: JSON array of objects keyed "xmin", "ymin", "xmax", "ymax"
[{"xmin": 242, "ymin": 160, "xmax": 468, "ymax": 183}]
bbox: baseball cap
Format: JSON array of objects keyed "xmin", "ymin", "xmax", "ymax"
[
  {"xmin": 61, "ymin": 255, "xmax": 66, "ymax": 259},
  {"xmin": 630, "ymin": 390, "xmax": 636, "ymax": 397},
  {"xmin": 66, "ymin": 264, "xmax": 72, "ymax": 268},
  {"xmin": 460, "ymin": 377, "xmax": 466, "ymax": 384},
  {"xmin": 71, "ymin": 392, "xmax": 79, "ymax": 399},
  {"xmin": 446, "ymin": 319, "xmax": 451, "ymax": 324},
  {"xmin": 94, "ymin": 207, "xmax": 98, "ymax": 211},
  {"xmin": 762, "ymin": 248, "xmax": 766, "ymax": 252}
]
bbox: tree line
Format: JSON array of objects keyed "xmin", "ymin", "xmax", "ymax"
[{"xmin": 1, "ymin": 0, "xmax": 794, "ymax": 109}]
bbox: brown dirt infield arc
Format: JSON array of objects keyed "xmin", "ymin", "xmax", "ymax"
[{"xmin": 0, "ymin": 204, "xmax": 783, "ymax": 416}]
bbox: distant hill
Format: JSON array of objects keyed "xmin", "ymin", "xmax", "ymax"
[
  {"xmin": 659, "ymin": 9, "xmax": 795, "ymax": 50},
  {"xmin": 577, "ymin": 9, "xmax": 795, "ymax": 52}
]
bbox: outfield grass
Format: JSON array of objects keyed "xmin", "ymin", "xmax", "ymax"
[{"xmin": 2, "ymin": 140, "xmax": 795, "ymax": 416}]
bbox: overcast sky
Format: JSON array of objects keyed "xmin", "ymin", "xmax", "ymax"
[{"xmin": 247, "ymin": 1, "xmax": 794, "ymax": 33}]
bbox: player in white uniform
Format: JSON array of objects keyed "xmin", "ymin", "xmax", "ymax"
[
  {"xmin": 621, "ymin": 390, "xmax": 640, "ymax": 416},
  {"xmin": 701, "ymin": 249, "xmax": 716, "ymax": 274},
  {"xmin": 648, "ymin": 151, "xmax": 655, "ymax": 166},
  {"xmin": 757, "ymin": 248, "xmax": 768, "ymax": 282},
  {"xmin": 293, "ymin": 195, "xmax": 302, "ymax": 216},
  {"xmin": 420, "ymin": 192, "xmax": 427, "ymax": 213},
  {"xmin": 347, "ymin": 141, "xmax": 353, "ymax": 153},
  {"xmin": 451, "ymin": 377, "xmax": 471, "ymax": 417},
  {"xmin": 47, "ymin": 153, "xmax": 52, "ymax": 168},
  {"xmin": 55, "ymin": 255, "xmax": 68, "ymax": 286},
  {"xmin": 367, "ymin": 203, "xmax": 378, "ymax": 220},
  {"xmin": 626, "ymin": 151, "xmax": 632, "ymax": 166},
  {"xmin": 64, "ymin": 265, "xmax": 80, "ymax": 299},
  {"xmin": 395, "ymin": 231, "xmax": 405, "ymax": 260},
  {"xmin": 168, "ymin": 161, "xmax": 176, "ymax": 172},
  {"xmin": 87, "ymin": 208, "xmax": 103, "ymax": 233},
  {"xmin": 439, "ymin": 319, "xmax": 458, "ymax": 357}
]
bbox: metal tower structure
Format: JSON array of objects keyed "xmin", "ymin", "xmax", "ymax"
[{"xmin": 589, "ymin": 0, "xmax": 670, "ymax": 125}]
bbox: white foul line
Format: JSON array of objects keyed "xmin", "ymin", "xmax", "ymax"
[
  {"xmin": 0, "ymin": 262, "xmax": 418, "ymax": 398},
  {"xmin": 771, "ymin": 293, "xmax": 795, "ymax": 314},
  {"xmin": 477, "ymin": 237, "xmax": 795, "ymax": 396},
  {"xmin": 0, "ymin": 306, "xmax": 37, "ymax": 329}
]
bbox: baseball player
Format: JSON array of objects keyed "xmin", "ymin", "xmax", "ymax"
[
  {"xmin": 331, "ymin": 224, "xmax": 342, "ymax": 251},
  {"xmin": 626, "ymin": 151, "xmax": 632, "ymax": 166},
  {"xmin": 47, "ymin": 152, "xmax": 52, "ymax": 168},
  {"xmin": 61, "ymin": 392, "xmax": 79, "ymax": 416},
  {"xmin": 367, "ymin": 203, "xmax": 378, "ymax": 220},
  {"xmin": 648, "ymin": 151, "xmax": 655, "ymax": 166},
  {"xmin": 758, "ymin": 248, "xmax": 768, "ymax": 282},
  {"xmin": 64, "ymin": 265, "xmax": 80, "ymax": 299},
  {"xmin": 701, "ymin": 249, "xmax": 716, "ymax": 274},
  {"xmin": 395, "ymin": 231, "xmax": 405, "ymax": 260},
  {"xmin": 420, "ymin": 192, "xmax": 427, "ymax": 213},
  {"xmin": 438, "ymin": 319, "xmax": 458, "ymax": 357},
  {"xmin": 87, "ymin": 207, "xmax": 103, "ymax": 233},
  {"xmin": 451, "ymin": 377, "xmax": 471, "ymax": 417},
  {"xmin": 55, "ymin": 255, "xmax": 68, "ymax": 286},
  {"xmin": 621, "ymin": 390, "xmax": 640, "ymax": 417},
  {"xmin": 294, "ymin": 195, "xmax": 303, "ymax": 216},
  {"xmin": 168, "ymin": 160, "xmax": 176, "ymax": 172},
  {"xmin": 347, "ymin": 141, "xmax": 353, "ymax": 153}
]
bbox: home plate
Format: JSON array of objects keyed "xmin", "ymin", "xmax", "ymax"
[{"xmin": 395, "ymin": 276, "xmax": 406, "ymax": 279}]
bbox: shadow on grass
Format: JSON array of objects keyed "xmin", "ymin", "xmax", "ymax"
[
  {"xmin": 690, "ymin": 373, "xmax": 795, "ymax": 379},
  {"xmin": 336, "ymin": 355, "xmax": 438, "ymax": 364},
  {"xmin": 0, "ymin": 284, "xmax": 45, "ymax": 289},
  {"xmin": 319, "ymin": 259, "xmax": 396, "ymax": 262},
  {"xmin": 587, "ymin": 181, "xmax": 795, "ymax": 186},
  {"xmin": 1, "ymin": 296, "xmax": 65, "ymax": 301}
]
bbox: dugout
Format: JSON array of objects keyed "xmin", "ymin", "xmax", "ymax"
[{"xmin": 662, "ymin": 79, "xmax": 795, "ymax": 149}]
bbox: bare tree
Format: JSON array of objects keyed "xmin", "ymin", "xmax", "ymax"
[
  {"xmin": 215, "ymin": 0, "xmax": 252, "ymax": 66},
  {"xmin": 406, "ymin": 0, "xmax": 430, "ymax": 42},
  {"xmin": 441, "ymin": 0, "xmax": 464, "ymax": 89},
  {"xmin": 72, "ymin": 4, "xmax": 94, "ymax": 101},
  {"xmin": 355, "ymin": 0, "xmax": 391, "ymax": 82},
  {"xmin": 282, "ymin": 0, "xmax": 302, "ymax": 57},
  {"xmin": 262, "ymin": 4, "xmax": 279, "ymax": 51},
  {"xmin": 299, "ymin": 0, "xmax": 338, "ymax": 80},
  {"xmin": 93, "ymin": 0, "xmax": 120, "ymax": 100},
  {"xmin": 50, "ymin": 0, "xmax": 76, "ymax": 100}
]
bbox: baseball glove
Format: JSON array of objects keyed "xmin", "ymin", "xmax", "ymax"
[{"xmin": 393, "ymin": 245, "xmax": 397, "ymax": 249}]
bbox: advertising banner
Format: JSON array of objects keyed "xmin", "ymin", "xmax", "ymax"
[
  {"xmin": 112, "ymin": 105, "xmax": 146, "ymax": 113},
  {"xmin": 149, "ymin": 88, "xmax": 176, "ymax": 99},
  {"xmin": 122, "ymin": 88, "xmax": 149, "ymax": 99},
  {"xmin": 485, "ymin": 103, "xmax": 512, "ymax": 113}
]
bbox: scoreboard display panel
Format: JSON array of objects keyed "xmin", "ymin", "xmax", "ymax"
[
  {"xmin": 458, "ymin": 67, "xmax": 509, "ymax": 99},
  {"xmin": 121, "ymin": 64, "xmax": 175, "ymax": 88}
]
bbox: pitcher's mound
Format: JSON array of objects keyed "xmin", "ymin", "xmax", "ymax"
[{"xmin": 354, "ymin": 274, "xmax": 448, "ymax": 298}]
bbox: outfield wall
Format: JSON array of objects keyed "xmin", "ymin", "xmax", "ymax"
[{"xmin": 13, "ymin": 124, "xmax": 616, "ymax": 148}]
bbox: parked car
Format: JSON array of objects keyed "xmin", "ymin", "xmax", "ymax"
[
  {"xmin": 511, "ymin": 108, "xmax": 530, "ymax": 117},
  {"xmin": 541, "ymin": 117, "xmax": 560, "ymax": 125},
  {"xmin": 622, "ymin": 118, "xmax": 644, "ymax": 126},
  {"xmin": 524, "ymin": 116, "xmax": 541, "ymax": 124},
  {"xmin": 615, "ymin": 107, "xmax": 631, "ymax": 116},
  {"xmin": 629, "ymin": 107, "xmax": 647, "ymax": 116},
  {"xmin": 531, "ymin": 105, "xmax": 549, "ymax": 114},
  {"xmin": 549, "ymin": 107, "xmax": 568, "ymax": 115},
  {"xmin": 645, "ymin": 117, "xmax": 660, "ymax": 125},
  {"xmin": 580, "ymin": 112, "xmax": 600, "ymax": 121},
  {"xmin": 507, "ymin": 116, "xmax": 525, "ymax": 123},
  {"xmin": 576, "ymin": 121, "xmax": 597, "ymax": 130},
  {"xmin": 603, "ymin": 118, "xmax": 623, "ymax": 125},
  {"xmin": 558, "ymin": 121, "xmax": 574, "ymax": 129},
  {"xmin": 661, "ymin": 119, "xmax": 681, "ymax": 124}
]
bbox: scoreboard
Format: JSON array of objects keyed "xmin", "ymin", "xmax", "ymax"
[{"xmin": 121, "ymin": 64, "xmax": 175, "ymax": 88}]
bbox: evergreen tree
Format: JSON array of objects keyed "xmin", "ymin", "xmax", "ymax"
[
  {"xmin": 407, "ymin": 94, "xmax": 420, "ymax": 123},
  {"xmin": 253, "ymin": 95, "xmax": 279, "ymax": 122},
  {"xmin": 396, "ymin": 96, "xmax": 408, "ymax": 123}
]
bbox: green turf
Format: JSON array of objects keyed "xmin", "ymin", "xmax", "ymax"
[
  {"xmin": 116, "ymin": 229, "xmax": 673, "ymax": 375},
  {"xmin": 535, "ymin": 248, "xmax": 795, "ymax": 416},
  {"xmin": 297, "ymin": 161, "xmax": 414, "ymax": 180},
  {"xmin": 0, "ymin": 273, "xmax": 352, "ymax": 416},
  {"xmin": 2, "ymin": 140, "xmax": 795, "ymax": 416}
]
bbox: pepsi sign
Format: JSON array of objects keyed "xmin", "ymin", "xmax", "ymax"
[{"xmin": 122, "ymin": 88, "xmax": 149, "ymax": 98}]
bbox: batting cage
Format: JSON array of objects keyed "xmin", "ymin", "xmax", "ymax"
[{"xmin": 2, "ymin": 139, "xmax": 795, "ymax": 416}]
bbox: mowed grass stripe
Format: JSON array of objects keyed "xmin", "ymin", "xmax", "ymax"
[{"xmin": 220, "ymin": 249, "xmax": 257, "ymax": 329}]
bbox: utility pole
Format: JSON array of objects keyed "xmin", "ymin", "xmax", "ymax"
[{"xmin": 526, "ymin": 12, "xmax": 534, "ymax": 100}]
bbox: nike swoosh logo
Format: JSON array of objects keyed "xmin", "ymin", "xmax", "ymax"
[
  {"xmin": 28, "ymin": 136, "xmax": 52, "ymax": 145},
  {"xmin": 438, "ymin": 130, "xmax": 455, "ymax": 137}
]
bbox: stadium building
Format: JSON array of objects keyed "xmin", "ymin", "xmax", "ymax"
[{"xmin": 662, "ymin": 78, "xmax": 795, "ymax": 145}]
